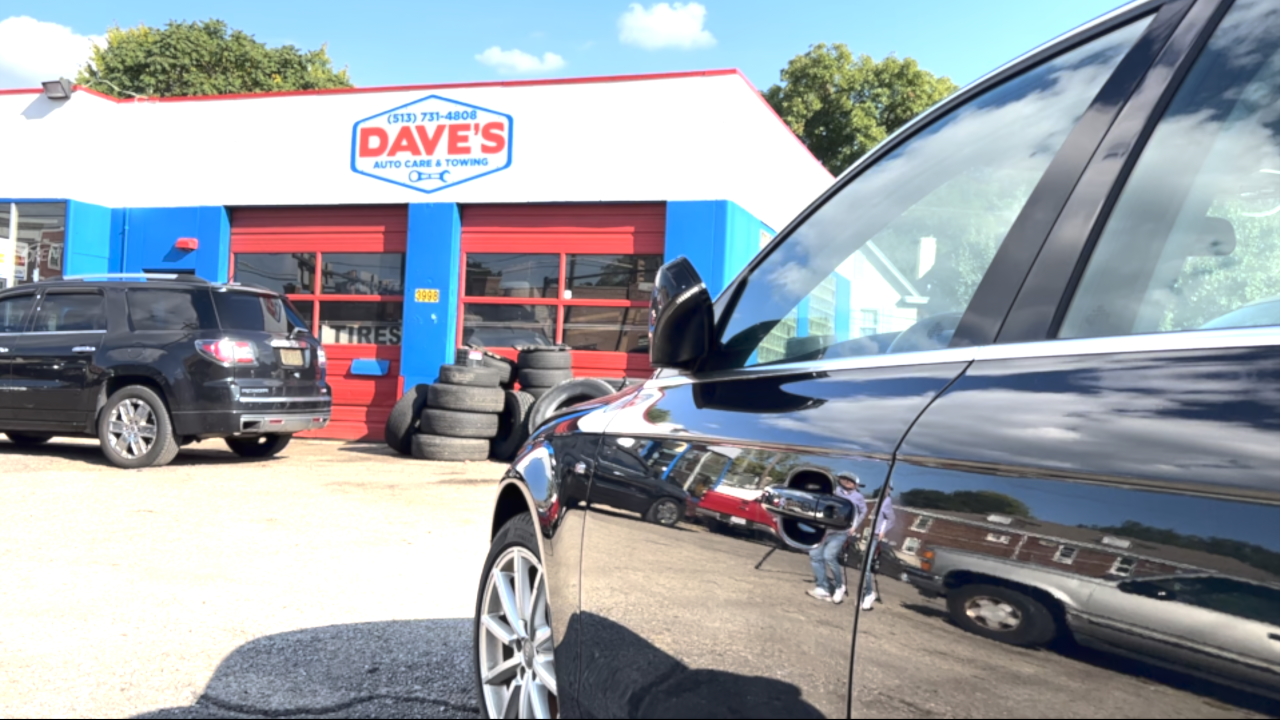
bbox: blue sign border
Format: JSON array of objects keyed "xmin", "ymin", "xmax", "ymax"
[{"xmin": 349, "ymin": 94, "xmax": 514, "ymax": 195}]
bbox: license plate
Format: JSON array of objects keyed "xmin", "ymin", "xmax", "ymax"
[
  {"xmin": 730, "ymin": 516, "xmax": 747, "ymax": 526},
  {"xmin": 280, "ymin": 349, "xmax": 304, "ymax": 367}
]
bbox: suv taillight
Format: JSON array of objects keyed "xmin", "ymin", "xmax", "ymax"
[
  {"xmin": 316, "ymin": 345, "xmax": 327, "ymax": 369},
  {"xmin": 195, "ymin": 339, "xmax": 257, "ymax": 366}
]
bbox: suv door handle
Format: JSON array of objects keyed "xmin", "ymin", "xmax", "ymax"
[{"xmin": 72, "ymin": 346, "xmax": 96, "ymax": 353}]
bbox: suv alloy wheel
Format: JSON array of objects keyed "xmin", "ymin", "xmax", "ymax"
[
  {"xmin": 475, "ymin": 514, "xmax": 557, "ymax": 719},
  {"xmin": 98, "ymin": 385, "xmax": 180, "ymax": 469}
]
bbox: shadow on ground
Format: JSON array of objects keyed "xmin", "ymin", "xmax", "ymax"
[
  {"xmin": 134, "ymin": 620, "xmax": 480, "ymax": 720},
  {"xmin": 0, "ymin": 439, "xmax": 278, "ymax": 468}
]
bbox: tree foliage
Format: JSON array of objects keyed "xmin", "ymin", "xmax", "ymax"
[
  {"xmin": 76, "ymin": 19, "xmax": 352, "ymax": 99},
  {"xmin": 899, "ymin": 489, "xmax": 1033, "ymax": 518},
  {"xmin": 765, "ymin": 45, "xmax": 958, "ymax": 175}
]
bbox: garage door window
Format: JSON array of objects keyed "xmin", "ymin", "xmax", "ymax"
[
  {"xmin": 461, "ymin": 252, "xmax": 659, "ymax": 351},
  {"xmin": 233, "ymin": 252, "xmax": 404, "ymax": 346}
]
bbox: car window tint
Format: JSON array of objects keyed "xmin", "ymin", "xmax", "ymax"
[
  {"xmin": 128, "ymin": 289, "xmax": 215, "ymax": 331},
  {"xmin": 0, "ymin": 294, "xmax": 34, "ymax": 333},
  {"xmin": 1151, "ymin": 576, "xmax": 1280, "ymax": 625},
  {"xmin": 213, "ymin": 291, "xmax": 297, "ymax": 334},
  {"xmin": 32, "ymin": 293, "xmax": 106, "ymax": 332},
  {"xmin": 714, "ymin": 18, "xmax": 1151, "ymax": 369},
  {"xmin": 1061, "ymin": 0, "xmax": 1280, "ymax": 338}
]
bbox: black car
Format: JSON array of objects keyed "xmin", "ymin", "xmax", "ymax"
[
  {"xmin": 473, "ymin": 0, "xmax": 1280, "ymax": 716},
  {"xmin": 0, "ymin": 273, "xmax": 331, "ymax": 468}
]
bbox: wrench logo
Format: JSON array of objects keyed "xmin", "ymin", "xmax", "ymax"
[{"xmin": 408, "ymin": 170, "xmax": 450, "ymax": 184}]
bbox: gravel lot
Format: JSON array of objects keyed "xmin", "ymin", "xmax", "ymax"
[{"xmin": 0, "ymin": 437, "xmax": 505, "ymax": 720}]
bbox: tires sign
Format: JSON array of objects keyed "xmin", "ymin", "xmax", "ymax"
[{"xmin": 351, "ymin": 95, "xmax": 512, "ymax": 194}]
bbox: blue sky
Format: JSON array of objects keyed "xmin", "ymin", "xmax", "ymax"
[{"xmin": 1, "ymin": 1, "xmax": 1127, "ymax": 92}]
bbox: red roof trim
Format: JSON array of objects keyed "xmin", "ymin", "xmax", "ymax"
[
  {"xmin": 5, "ymin": 69, "xmax": 742, "ymax": 105},
  {"xmin": 0, "ymin": 88, "xmax": 41, "ymax": 96}
]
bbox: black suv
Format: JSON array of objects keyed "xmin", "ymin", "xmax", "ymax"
[
  {"xmin": 0, "ymin": 273, "xmax": 331, "ymax": 468},
  {"xmin": 474, "ymin": 0, "xmax": 1280, "ymax": 717}
]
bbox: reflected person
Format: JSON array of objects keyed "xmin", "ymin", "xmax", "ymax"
[
  {"xmin": 861, "ymin": 493, "xmax": 896, "ymax": 611},
  {"xmin": 807, "ymin": 472, "xmax": 868, "ymax": 604}
]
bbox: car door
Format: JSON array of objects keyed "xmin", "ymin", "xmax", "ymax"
[
  {"xmin": 862, "ymin": 0, "xmax": 1280, "ymax": 715},
  {"xmin": 9, "ymin": 289, "xmax": 108, "ymax": 428},
  {"xmin": 0, "ymin": 291, "xmax": 37, "ymax": 422},
  {"xmin": 573, "ymin": 12, "xmax": 1163, "ymax": 716}
]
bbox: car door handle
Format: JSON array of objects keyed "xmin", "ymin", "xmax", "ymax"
[
  {"xmin": 1269, "ymin": 633, "xmax": 1280, "ymax": 642},
  {"xmin": 72, "ymin": 346, "xmax": 96, "ymax": 353}
]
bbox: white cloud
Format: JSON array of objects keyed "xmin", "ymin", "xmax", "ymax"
[
  {"xmin": 474, "ymin": 46, "xmax": 566, "ymax": 75},
  {"xmin": 0, "ymin": 16, "xmax": 103, "ymax": 89},
  {"xmin": 618, "ymin": 2, "xmax": 716, "ymax": 50}
]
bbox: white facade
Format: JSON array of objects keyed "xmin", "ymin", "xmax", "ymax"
[{"xmin": 0, "ymin": 71, "xmax": 833, "ymax": 233}]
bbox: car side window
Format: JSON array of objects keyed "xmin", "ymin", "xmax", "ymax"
[
  {"xmin": 1149, "ymin": 576, "xmax": 1280, "ymax": 626},
  {"xmin": 128, "ymin": 289, "xmax": 217, "ymax": 332},
  {"xmin": 714, "ymin": 17, "xmax": 1152, "ymax": 369},
  {"xmin": 31, "ymin": 293, "xmax": 106, "ymax": 332},
  {"xmin": 1061, "ymin": 0, "xmax": 1280, "ymax": 338},
  {"xmin": 0, "ymin": 294, "xmax": 34, "ymax": 333}
]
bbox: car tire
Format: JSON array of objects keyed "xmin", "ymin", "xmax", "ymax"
[
  {"xmin": 385, "ymin": 384, "xmax": 428, "ymax": 456},
  {"xmin": 526, "ymin": 377, "xmax": 617, "ymax": 435},
  {"xmin": 420, "ymin": 408, "xmax": 500, "ymax": 439},
  {"xmin": 474, "ymin": 513, "xmax": 556, "ymax": 719},
  {"xmin": 517, "ymin": 349, "xmax": 573, "ymax": 370},
  {"xmin": 5, "ymin": 432, "xmax": 53, "ymax": 446},
  {"xmin": 947, "ymin": 583, "xmax": 1058, "ymax": 648},
  {"xmin": 411, "ymin": 433, "xmax": 491, "ymax": 462},
  {"xmin": 518, "ymin": 368, "xmax": 574, "ymax": 388},
  {"xmin": 438, "ymin": 364, "xmax": 502, "ymax": 388},
  {"xmin": 646, "ymin": 498, "xmax": 683, "ymax": 527},
  {"xmin": 97, "ymin": 385, "xmax": 180, "ymax": 469},
  {"xmin": 225, "ymin": 433, "xmax": 292, "ymax": 458},
  {"xmin": 524, "ymin": 386, "xmax": 552, "ymax": 400},
  {"xmin": 458, "ymin": 346, "xmax": 517, "ymax": 387},
  {"xmin": 427, "ymin": 383, "xmax": 506, "ymax": 414},
  {"xmin": 490, "ymin": 390, "xmax": 535, "ymax": 462}
]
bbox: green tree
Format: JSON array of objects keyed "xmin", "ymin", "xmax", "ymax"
[
  {"xmin": 899, "ymin": 489, "xmax": 1032, "ymax": 518},
  {"xmin": 765, "ymin": 45, "xmax": 958, "ymax": 175},
  {"xmin": 76, "ymin": 19, "xmax": 352, "ymax": 99}
]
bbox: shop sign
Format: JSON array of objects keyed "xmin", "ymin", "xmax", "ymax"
[
  {"xmin": 320, "ymin": 321, "xmax": 402, "ymax": 346},
  {"xmin": 351, "ymin": 95, "xmax": 512, "ymax": 194}
]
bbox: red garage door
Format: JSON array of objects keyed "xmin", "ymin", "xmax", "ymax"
[
  {"xmin": 460, "ymin": 204, "xmax": 664, "ymax": 379},
  {"xmin": 230, "ymin": 206, "xmax": 407, "ymax": 441}
]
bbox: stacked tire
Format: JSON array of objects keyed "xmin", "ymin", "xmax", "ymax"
[
  {"xmin": 413, "ymin": 363, "xmax": 505, "ymax": 461},
  {"xmin": 516, "ymin": 346, "xmax": 574, "ymax": 399}
]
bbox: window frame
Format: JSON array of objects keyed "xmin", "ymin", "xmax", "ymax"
[
  {"xmin": 1053, "ymin": 546, "xmax": 1079, "ymax": 565},
  {"xmin": 230, "ymin": 250, "xmax": 405, "ymax": 347},
  {"xmin": 458, "ymin": 244, "xmax": 662, "ymax": 367},
  {"xmin": 696, "ymin": 0, "xmax": 1196, "ymax": 375},
  {"xmin": 911, "ymin": 516, "xmax": 934, "ymax": 533},
  {"xmin": 1109, "ymin": 556, "xmax": 1138, "ymax": 577},
  {"xmin": 29, "ymin": 289, "xmax": 107, "ymax": 334},
  {"xmin": 0, "ymin": 291, "xmax": 37, "ymax": 334}
]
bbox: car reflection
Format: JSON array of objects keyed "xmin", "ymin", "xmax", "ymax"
[{"xmin": 894, "ymin": 501, "xmax": 1280, "ymax": 700}]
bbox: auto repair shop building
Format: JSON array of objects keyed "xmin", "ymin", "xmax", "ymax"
[{"xmin": 0, "ymin": 71, "xmax": 833, "ymax": 439}]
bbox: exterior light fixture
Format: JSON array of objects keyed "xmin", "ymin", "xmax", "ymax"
[{"xmin": 41, "ymin": 78, "xmax": 73, "ymax": 100}]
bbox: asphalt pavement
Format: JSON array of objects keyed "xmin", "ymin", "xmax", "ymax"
[{"xmin": 0, "ymin": 437, "xmax": 504, "ymax": 719}]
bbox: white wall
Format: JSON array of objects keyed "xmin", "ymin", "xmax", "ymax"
[{"xmin": 0, "ymin": 73, "xmax": 833, "ymax": 232}]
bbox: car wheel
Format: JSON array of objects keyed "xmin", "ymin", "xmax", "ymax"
[
  {"xmin": 225, "ymin": 434, "xmax": 292, "ymax": 458},
  {"xmin": 475, "ymin": 514, "xmax": 557, "ymax": 719},
  {"xmin": 98, "ymin": 386, "xmax": 179, "ymax": 469},
  {"xmin": 947, "ymin": 583, "xmax": 1057, "ymax": 647},
  {"xmin": 646, "ymin": 498, "xmax": 682, "ymax": 527},
  {"xmin": 5, "ymin": 432, "xmax": 53, "ymax": 446}
]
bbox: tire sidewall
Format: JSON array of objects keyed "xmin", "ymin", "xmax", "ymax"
[
  {"xmin": 474, "ymin": 514, "xmax": 543, "ymax": 718},
  {"xmin": 948, "ymin": 584, "xmax": 1056, "ymax": 647},
  {"xmin": 98, "ymin": 386, "xmax": 175, "ymax": 469}
]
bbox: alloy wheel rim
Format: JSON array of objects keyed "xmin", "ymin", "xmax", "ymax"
[
  {"xmin": 965, "ymin": 596, "xmax": 1023, "ymax": 632},
  {"xmin": 656, "ymin": 501, "xmax": 679, "ymax": 525},
  {"xmin": 107, "ymin": 399, "xmax": 158, "ymax": 460},
  {"xmin": 479, "ymin": 545, "xmax": 557, "ymax": 719}
]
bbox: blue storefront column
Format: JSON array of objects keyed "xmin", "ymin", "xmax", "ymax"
[
  {"xmin": 664, "ymin": 200, "xmax": 771, "ymax": 300},
  {"xmin": 64, "ymin": 200, "xmax": 113, "ymax": 276},
  {"xmin": 400, "ymin": 203, "xmax": 462, "ymax": 394},
  {"xmin": 112, "ymin": 206, "xmax": 230, "ymax": 282}
]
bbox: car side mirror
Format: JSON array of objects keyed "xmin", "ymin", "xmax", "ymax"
[
  {"xmin": 649, "ymin": 257, "xmax": 713, "ymax": 370},
  {"xmin": 760, "ymin": 485, "xmax": 854, "ymax": 530},
  {"xmin": 1119, "ymin": 581, "xmax": 1176, "ymax": 601}
]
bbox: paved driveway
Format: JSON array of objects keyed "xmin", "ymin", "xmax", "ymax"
[{"xmin": 0, "ymin": 437, "xmax": 503, "ymax": 719}]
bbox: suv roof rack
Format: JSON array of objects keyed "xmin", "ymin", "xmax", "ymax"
[{"xmin": 58, "ymin": 273, "xmax": 211, "ymax": 284}]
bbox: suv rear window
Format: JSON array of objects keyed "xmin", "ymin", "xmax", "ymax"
[
  {"xmin": 213, "ymin": 290, "xmax": 309, "ymax": 334},
  {"xmin": 127, "ymin": 289, "xmax": 218, "ymax": 331}
]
